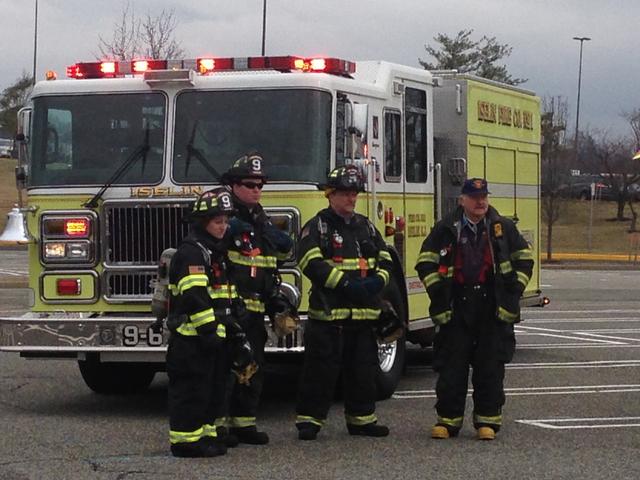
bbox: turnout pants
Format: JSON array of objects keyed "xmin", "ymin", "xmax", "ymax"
[
  {"xmin": 296, "ymin": 319, "xmax": 379, "ymax": 427},
  {"xmin": 167, "ymin": 334, "xmax": 225, "ymax": 445},
  {"xmin": 228, "ymin": 312, "xmax": 267, "ymax": 428},
  {"xmin": 433, "ymin": 285, "xmax": 516, "ymax": 432}
]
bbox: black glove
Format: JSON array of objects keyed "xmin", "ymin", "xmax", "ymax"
[
  {"xmin": 228, "ymin": 218, "xmax": 253, "ymax": 237},
  {"xmin": 263, "ymin": 223, "xmax": 293, "ymax": 253},
  {"xmin": 340, "ymin": 277, "xmax": 369, "ymax": 303},
  {"xmin": 231, "ymin": 297, "xmax": 247, "ymax": 316},
  {"xmin": 361, "ymin": 275, "xmax": 384, "ymax": 295},
  {"xmin": 226, "ymin": 321, "xmax": 246, "ymax": 342}
]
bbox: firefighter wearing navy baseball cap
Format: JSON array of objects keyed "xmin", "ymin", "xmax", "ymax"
[
  {"xmin": 221, "ymin": 152, "xmax": 293, "ymax": 445},
  {"xmin": 166, "ymin": 188, "xmax": 253, "ymax": 457},
  {"xmin": 415, "ymin": 177, "xmax": 533, "ymax": 440}
]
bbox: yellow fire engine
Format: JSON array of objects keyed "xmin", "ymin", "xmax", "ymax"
[{"xmin": 0, "ymin": 55, "xmax": 543, "ymax": 398}]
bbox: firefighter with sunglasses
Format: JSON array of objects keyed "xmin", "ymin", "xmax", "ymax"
[{"xmin": 221, "ymin": 152, "xmax": 293, "ymax": 445}]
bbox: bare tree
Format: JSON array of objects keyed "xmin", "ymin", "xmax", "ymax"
[
  {"xmin": 0, "ymin": 73, "xmax": 33, "ymax": 135},
  {"xmin": 541, "ymin": 96, "xmax": 569, "ymax": 260},
  {"xmin": 585, "ymin": 132, "xmax": 640, "ymax": 223},
  {"xmin": 98, "ymin": 1, "xmax": 140, "ymax": 60},
  {"xmin": 622, "ymin": 109, "xmax": 640, "ymax": 231},
  {"xmin": 140, "ymin": 9, "xmax": 184, "ymax": 59},
  {"xmin": 97, "ymin": 2, "xmax": 184, "ymax": 60}
]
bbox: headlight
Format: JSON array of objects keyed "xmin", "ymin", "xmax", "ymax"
[
  {"xmin": 40, "ymin": 212, "xmax": 97, "ymax": 265},
  {"xmin": 44, "ymin": 242, "xmax": 66, "ymax": 258}
]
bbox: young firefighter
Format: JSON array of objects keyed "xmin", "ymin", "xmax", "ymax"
[
  {"xmin": 166, "ymin": 187, "xmax": 250, "ymax": 457},
  {"xmin": 415, "ymin": 178, "xmax": 534, "ymax": 440},
  {"xmin": 222, "ymin": 152, "xmax": 293, "ymax": 445},
  {"xmin": 295, "ymin": 165, "xmax": 394, "ymax": 440}
]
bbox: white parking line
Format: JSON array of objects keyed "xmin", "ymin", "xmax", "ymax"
[
  {"xmin": 517, "ymin": 343, "xmax": 640, "ymax": 350},
  {"xmin": 523, "ymin": 318, "xmax": 640, "ymax": 324},
  {"xmin": 506, "ymin": 360, "xmax": 640, "ymax": 370},
  {"xmin": 0, "ymin": 269, "xmax": 27, "ymax": 277},
  {"xmin": 524, "ymin": 309, "xmax": 640, "ymax": 315},
  {"xmin": 516, "ymin": 416, "xmax": 640, "ymax": 430},
  {"xmin": 393, "ymin": 384, "xmax": 640, "ymax": 400}
]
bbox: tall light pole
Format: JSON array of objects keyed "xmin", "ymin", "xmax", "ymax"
[
  {"xmin": 261, "ymin": 0, "xmax": 267, "ymax": 56},
  {"xmin": 572, "ymin": 36, "xmax": 591, "ymax": 165},
  {"xmin": 32, "ymin": 0, "xmax": 39, "ymax": 85}
]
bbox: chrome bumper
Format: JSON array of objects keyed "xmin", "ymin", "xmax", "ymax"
[{"xmin": 0, "ymin": 312, "xmax": 306, "ymax": 360}]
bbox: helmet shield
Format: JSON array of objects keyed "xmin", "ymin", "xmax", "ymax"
[{"xmin": 324, "ymin": 165, "xmax": 365, "ymax": 192}]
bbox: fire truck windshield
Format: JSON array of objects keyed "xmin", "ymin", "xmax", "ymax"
[
  {"xmin": 29, "ymin": 93, "xmax": 165, "ymax": 187},
  {"xmin": 173, "ymin": 89, "xmax": 332, "ymax": 184}
]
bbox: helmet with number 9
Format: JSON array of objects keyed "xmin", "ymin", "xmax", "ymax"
[
  {"xmin": 221, "ymin": 151, "xmax": 267, "ymax": 185},
  {"xmin": 188, "ymin": 187, "xmax": 236, "ymax": 221}
]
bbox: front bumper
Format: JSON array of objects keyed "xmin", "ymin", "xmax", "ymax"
[{"xmin": 0, "ymin": 312, "xmax": 305, "ymax": 361}]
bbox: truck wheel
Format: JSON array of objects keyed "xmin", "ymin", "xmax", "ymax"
[
  {"xmin": 376, "ymin": 336, "xmax": 406, "ymax": 400},
  {"xmin": 375, "ymin": 278, "xmax": 407, "ymax": 400},
  {"xmin": 78, "ymin": 358, "xmax": 156, "ymax": 394}
]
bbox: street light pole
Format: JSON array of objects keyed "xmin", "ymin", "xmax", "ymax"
[
  {"xmin": 572, "ymin": 36, "xmax": 591, "ymax": 165},
  {"xmin": 261, "ymin": 0, "xmax": 267, "ymax": 56},
  {"xmin": 32, "ymin": 0, "xmax": 39, "ymax": 85}
]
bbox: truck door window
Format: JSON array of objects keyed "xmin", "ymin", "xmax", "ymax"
[
  {"xmin": 405, "ymin": 87, "xmax": 428, "ymax": 183},
  {"xmin": 384, "ymin": 110, "xmax": 401, "ymax": 181}
]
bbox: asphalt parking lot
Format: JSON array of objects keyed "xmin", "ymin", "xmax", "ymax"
[{"xmin": 0, "ymin": 261, "xmax": 638, "ymax": 479}]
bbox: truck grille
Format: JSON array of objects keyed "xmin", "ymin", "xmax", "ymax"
[
  {"xmin": 102, "ymin": 201, "xmax": 299, "ymax": 302},
  {"xmin": 103, "ymin": 201, "xmax": 190, "ymax": 301},
  {"xmin": 104, "ymin": 202, "xmax": 190, "ymax": 266}
]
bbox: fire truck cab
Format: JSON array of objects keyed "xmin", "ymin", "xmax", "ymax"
[{"xmin": 1, "ymin": 56, "xmax": 543, "ymax": 398}]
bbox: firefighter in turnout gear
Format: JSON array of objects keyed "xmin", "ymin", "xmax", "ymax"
[
  {"xmin": 166, "ymin": 187, "xmax": 248, "ymax": 458},
  {"xmin": 415, "ymin": 178, "xmax": 534, "ymax": 441},
  {"xmin": 295, "ymin": 165, "xmax": 393, "ymax": 441},
  {"xmin": 222, "ymin": 152, "xmax": 293, "ymax": 445}
]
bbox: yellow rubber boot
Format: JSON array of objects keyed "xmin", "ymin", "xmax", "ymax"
[
  {"xmin": 431, "ymin": 425, "xmax": 450, "ymax": 439},
  {"xmin": 477, "ymin": 426, "xmax": 496, "ymax": 440}
]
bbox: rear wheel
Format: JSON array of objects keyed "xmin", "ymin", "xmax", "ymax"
[
  {"xmin": 375, "ymin": 278, "xmax": 407, "ymax": 400},
  {"xmin": 78, "ymin": 357, "xmax": 156, "ymax": 394}
]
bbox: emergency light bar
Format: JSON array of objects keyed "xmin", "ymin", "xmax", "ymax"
[{"xmin": 66, "ymin": 56, "xmax": 355, "ymax": 79}]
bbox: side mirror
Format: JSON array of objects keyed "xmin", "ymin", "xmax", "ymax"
[
  {"xmin": 352, "ymin": 103, "xmax": 368, "ymax": 138},
  {"xmin": 15, "ymin": 107, "xmax": 31, "ymax": 188}
]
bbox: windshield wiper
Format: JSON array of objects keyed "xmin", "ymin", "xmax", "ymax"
[
  {"xmin": 84, "ymin": 129, "xmax": 150, "ymax": 209},
  {"xmin": 184, "ymin": 122, "xmax": 223, "ymax": 182}
]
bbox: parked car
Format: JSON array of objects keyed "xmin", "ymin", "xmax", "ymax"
[
  {"xmin": 566, "ymin": 174, "xmax": 640, "ymax": 201},
  {"xmin": 0, "ymin": 138, "xmax": 14, "ymax": 158}
]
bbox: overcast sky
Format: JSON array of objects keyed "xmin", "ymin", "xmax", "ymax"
[{"xmin": 1, "ymin": 0, "xmax": 638, "ymax": 137}]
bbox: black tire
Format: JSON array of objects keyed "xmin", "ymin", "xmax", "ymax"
[
  {"xmin": 78, "ymin": 357, "xmax": 156, "ymax": 394},
  {"xmin": 375, "ymin": 278, "xmax": 407, "ymax": 400},
  {"xmin": 578, "ymin": 190, "xmax": 590, "ymax": 200}
]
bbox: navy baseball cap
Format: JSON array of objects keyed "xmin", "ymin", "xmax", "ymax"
[{"xmin": 461, "ymin": 178, "xmax": 490, "ymax": 195}]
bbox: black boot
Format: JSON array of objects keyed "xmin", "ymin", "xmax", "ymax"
[
  {"xmin": 230, "ymin": 426, "xmax": 270, "ymax": 445},
  {"xmin": 215, "ymin": 426, "xmax": 239, "ymax": 448},
  {"xmin": 296, "ymin": 422, "xmax": 320, "ymax": 441},
  {"xmin": 170, "ymin": 439, "xmax": 227, "ymax": 458},
  {"xmin": 347, "ymin": 422, "xmax": 390, "ymax": 437}
]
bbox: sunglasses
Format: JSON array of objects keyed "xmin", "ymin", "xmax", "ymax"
[{"xmin": 239, "ymin": 181, "xmax": 264, "ymax": 190}]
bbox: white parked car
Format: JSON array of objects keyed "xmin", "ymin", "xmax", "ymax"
[{"xmin": 0, "ymin": 138, "xmax": 14, "ymax": 158}]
